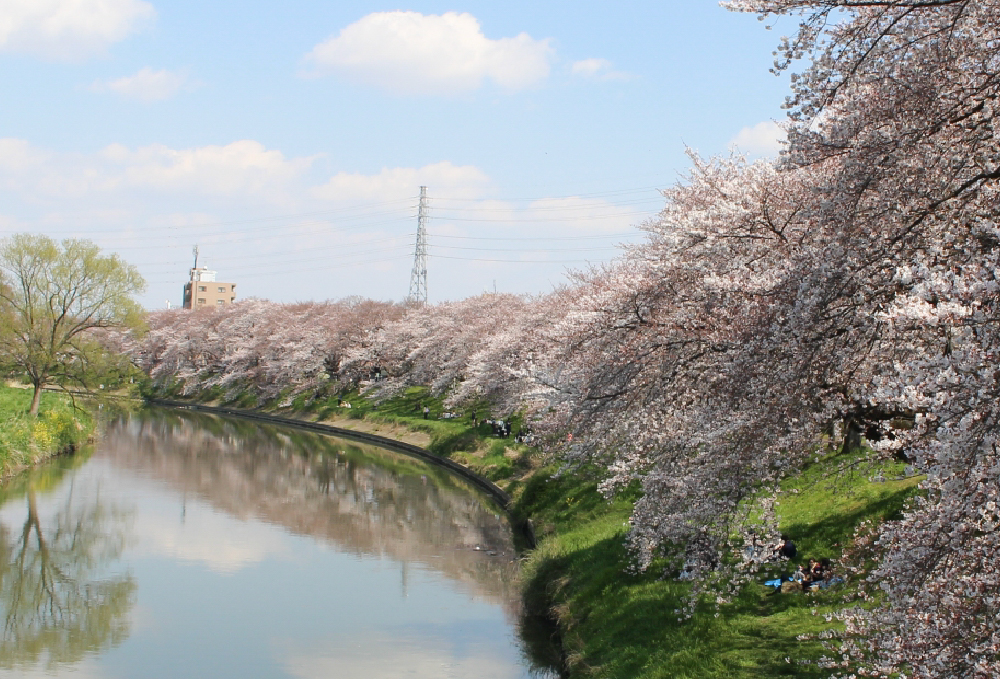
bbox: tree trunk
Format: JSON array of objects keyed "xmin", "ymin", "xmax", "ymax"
[{"xmin": 29, "ymin": 383, "xmax": 42, "ymax": 417}]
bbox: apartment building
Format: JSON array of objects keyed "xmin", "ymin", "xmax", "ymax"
[{"xmin": 183, "ymin": 267, "xmax": 237, "ymax": 309}]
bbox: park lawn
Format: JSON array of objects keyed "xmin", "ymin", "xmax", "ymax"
[
  {"xmin": 0, "ymin": 384, "xmax": 93, "ymax": 478},
  {"xmin": 516, "ymin": 452, "xmax": 922, "ymax": 679}
]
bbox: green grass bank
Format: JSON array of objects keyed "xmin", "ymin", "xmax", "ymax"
[
  {"xmin": 513, "ymin": 454, "xmax": 921, "ymax": 678},
  {"xmin": 0, "ymin": 384, "xmax": 95, "ymax": 479},
  {"xmin": 149, "ymin": 384, "xmax": 923, "ymax": 678}
]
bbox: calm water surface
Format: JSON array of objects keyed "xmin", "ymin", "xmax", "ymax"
[{"xmin": 0, "ymin": 408, "xmax": 559, "ymax": 678}]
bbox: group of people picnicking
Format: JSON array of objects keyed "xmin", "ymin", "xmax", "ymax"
[
  {"xmin": 790, "ymin": 558, "xmax": 834, "ymax": 590},
  {"xmin": 484, "ymin": 418, "xmax": 512, "ymax": 438},
  {"xmin": 765, "ymin": 535, "xmax": 843, "ymax": 593},
  {"xmin": 485, "ymin": 418, "xmax": 536, "ymax": 443},
  {"xmin": 419, "ymin": 407, "xmax": 531, "ymax": 442}
]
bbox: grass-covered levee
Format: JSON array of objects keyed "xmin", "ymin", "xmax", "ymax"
[{"xmin": 0, "ymin": 385, "xmax": 94, "ymax": 478}]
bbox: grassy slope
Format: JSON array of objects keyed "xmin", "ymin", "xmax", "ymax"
[
  {"xmin": 0, "ymin": 385, "xmax": 94, "ymax": 478},
  {"xmin": 282, "ymin": 386, "xmax": 538, "ymax": 488},
  {"xmin": 162, "ymin": 383, "xmax": 924, "ymax": 678},
  {"xmin": 516, "ymin": 454, "xmax": 922, "ymax": 678}
]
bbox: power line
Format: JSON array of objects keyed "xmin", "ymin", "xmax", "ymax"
[
  {"xmin": 427, "ymin": 254, "xmax": 608, "ymax": 264},
  {"xmin": 137, "ymin": 244, "xmax": 413, "ymax": 275},
  {"xmin": 43, "ymin": 198, "xmax": 416, "ymax": 237},
  {"xmin": 429, "ymin": 231, "xmax": 638, "ymax": 242},
  {"xmin": 429, "ymin": 198, "xmax": 660, "ymax": 213},
  {"xmin": 430, "ymin": 244, "xmax": 621, "ymax": 253},
  {"xmin": 432, "ymin": 210, "xmax": 653, "ymax": 223},
  {"xmin": 143, "ymin": 253, "xmax": 413, "ymax": 284}
]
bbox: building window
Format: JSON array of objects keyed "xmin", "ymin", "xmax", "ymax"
[
  {"xmin": 197, "ymin": 298, "xmax": 206, "ymax": 305},
  {"xmin": 216, "ymin": 299, "xmax": 225, "ymax": 305},
  {"xmin": 198, "ymin": 285, "xmax": 206, "ymax": 292},
  {"xmin": 217, "ymin": 286, "xmax": 225, "ymax": 292}
]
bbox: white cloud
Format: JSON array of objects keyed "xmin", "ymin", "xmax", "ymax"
[
  {"xmin": 92, "ymin": 67, "xmax": 192, "ymax": 102},
  {"xmin": 312, "ymin": 161, "xmax": 491, "ymax": 202},
  {"xmin": 729, "ymin": 120, "xmax": 787, "ymax": 157},
  {"xmin": 524, "ymin": 195, "xmax": 639, "ymax": 234},
  {"xmin": 570, "ymin": 58, "xmax": 633, "ymax": 81},
  {"xmin": 0, "ymin": 138, "xmax": 497, "ymax": 210},
  {"xmin": 0, "ymin": 0, "xmax": 155, "ymax": 60},
  {"xmin": 0, "ymin": 138, "xmax": 318, "ymax": 205},
  {"xmin": 0, "ymin": 137, "xmax": 49, "ymax": 171},
  {"xmin": 108, "ymin": 140, "xmax": 317, "ymax": 200},
  {"xmin": 304, "ymin": 11, "xmax": 553, "ymax": 95}
]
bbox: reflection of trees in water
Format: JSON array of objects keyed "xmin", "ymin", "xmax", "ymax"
[
  {"xmin": 0, "ymin": 470, "xmax": 135, "ymax": 670},
  {"xmin": 101, "ymin": 409, "xmax": 519, "ymax": 605}
]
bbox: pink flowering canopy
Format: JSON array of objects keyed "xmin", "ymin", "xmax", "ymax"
[{"xmin": 122, "ymin": 2, "xmax": 1000, "ymax": 676}]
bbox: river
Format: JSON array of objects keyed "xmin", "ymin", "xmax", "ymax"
[{"xmin": 0, "ymin": 407, "xmax": 560, "ymax": 678}]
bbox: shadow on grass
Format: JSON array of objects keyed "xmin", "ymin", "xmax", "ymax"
[
  {"xmin": 524, "ymin": 530, "xmax": 830, "ymax": 678},
  {"xmin": 513, "ymin": 465, "xmax": 616, "ymax": 535},
  {"xmin": 784, "ymin": 484, "xmax": 919, "ymax": 560}
]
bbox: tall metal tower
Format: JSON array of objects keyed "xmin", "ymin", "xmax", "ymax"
[{"xmin": 407, "ymin": 186, "xmax": 429, "ymax": 304}]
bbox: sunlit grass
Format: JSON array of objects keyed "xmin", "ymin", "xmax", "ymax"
[
  {"xmin": 516, "ymin": 451, "xmax": 922, "ymax": 678},
  {"xmin": 0, "ymin": 385, "xmax": 93, "ymax": 477}
]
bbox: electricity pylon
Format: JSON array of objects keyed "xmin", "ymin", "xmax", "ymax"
[{"xmin": 407, "ymin": 186, "xmax": 429, "ymax": 304}]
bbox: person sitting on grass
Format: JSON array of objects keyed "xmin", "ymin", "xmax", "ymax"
[
  {"xmin": 774, "ymin": 534, "xmax": 797, "ymax": 560},
  {"xmin": 801, "ymin": 558, "xmax": 830, "ymax": 591},
  {"xmin": 801, "ymin": 558, "xmax": 818, "ymax": 587}
]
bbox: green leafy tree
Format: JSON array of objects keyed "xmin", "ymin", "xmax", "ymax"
[
  {"xmin": 0, "ymin": 469, "xmax": 136, "ymax": 669},
  {"xmin": 0, "ymin": 235, "xmax": 145, "ymax": 416}
]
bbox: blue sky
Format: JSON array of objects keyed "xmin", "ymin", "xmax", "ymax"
[{"xmin": 0, "ymin": 1, "xmax": 792, "ymax": 308}]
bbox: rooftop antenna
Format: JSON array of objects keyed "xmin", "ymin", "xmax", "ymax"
[
  {"xmin": 406, "ymin": 186, "xmax": 429, "ymax": 304},
  {"xmin": 192, "ymin": 245, "xmax": 199, "ymax": 270}
]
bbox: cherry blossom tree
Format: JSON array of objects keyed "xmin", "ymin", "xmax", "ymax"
[
  {"xmin": 722, "ymin": 2, "xmax": 1000, "ymax": 676},
  {"xmin": 131, "ymin": 298, "xmax": 403, "ymax": 404},
  {"xmin": 117, "ymin": 3, "xmax": 1000, "ymax": 674},
  {"xmin": 528, "ymin": 1, "xmax": 1000, "ymax": 675},
  {"xmin": 348, "ymin": 294, "xmax": 534, "ymax": 406}
]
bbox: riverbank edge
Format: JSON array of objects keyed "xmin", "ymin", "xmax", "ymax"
[
  {"xmin": 0, "ymin": 440, "xmax": 84, "ymax": 482},
  {"xmin": 0, "ymin": 386, "xmax": 97, "ymax": 481},
  {"xmin": 112, "ymin": 397, "xmax": 902, "ymax": 677},
  {"xmin": 147, "ymin": 398, "xmax": 538, "ymax": 549}
]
